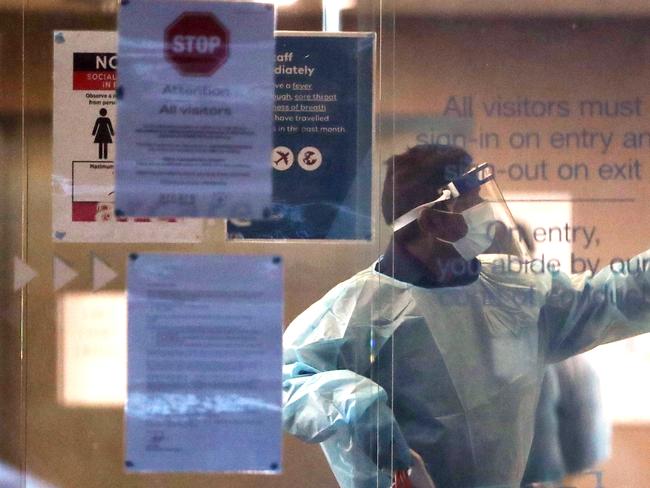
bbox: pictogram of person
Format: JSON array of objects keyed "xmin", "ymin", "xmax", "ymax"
[{"xmin": 92, "ymin": 108, "xmax": 114, "ymax": 160}]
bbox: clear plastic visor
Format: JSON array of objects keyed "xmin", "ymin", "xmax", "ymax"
[{"xmin": 392, "ymin": 163, "xmax": 531, "ymax": 260}]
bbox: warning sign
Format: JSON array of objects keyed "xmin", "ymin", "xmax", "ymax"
[
  {"xmin": 227, "ymin": 33, "xmax": 374, "ymax": 240},
  {"xmin": 52, "ymin": 31, "xmax": 202, "ymax": 242},
  {"xmin": 115, "ymin": 1, "xmax": 275, "ymax": 219},
  {"xmin": 164, "ymin": 12, "xmax": 230, "ymax": 76},
  {"xmin": 73, "ymin": 52, "xmax": 117, "ymax": 90}
]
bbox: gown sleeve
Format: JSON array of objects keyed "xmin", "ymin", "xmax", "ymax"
[
  {"xmin": 282, "ymin": 283, "xmax": 412, "ymax": 488},
  {"xmin": 541, "ymin": 249, "xmax": 650, "ymax": 362}
]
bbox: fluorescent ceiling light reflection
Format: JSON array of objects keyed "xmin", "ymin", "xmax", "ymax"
[
  {"xmin": 323, "ymin": 0, "xmax": 356, "ymax": 31},
  {"xmin": 323, "ymin": 0, "xmax": 356, "ymax": 9},
  {"xmin": 57, "ymin": 291, "xmax": 127, "ymax": 407},
  {"xmin": 252, "ymin": 0, "xmax": 298, "ymax": 7}
]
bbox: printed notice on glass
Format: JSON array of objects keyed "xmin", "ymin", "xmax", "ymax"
[
  {"xmin": 52, "ymin": 31, "xmax": 203, "ymax": 242},
  {"xmin": 126, "ymin": 254, "xmax": 283, "ymax": 473},
  {"xmin": 227, "ymin": 33, "xmax": 374, "ymax": 240},
  {"xmin": 115, "ymin": 1, "xmax": 275, "ymax": 219}
]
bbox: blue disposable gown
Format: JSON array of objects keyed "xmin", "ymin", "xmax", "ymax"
[{"xmin": 282, "ymin": 251, "xmax": 650, "ymax": 488}]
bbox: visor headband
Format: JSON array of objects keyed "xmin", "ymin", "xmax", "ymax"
[
  {"xmin": 391, "ymin": 189, "xmax": 452, "ymax": 232},
  {"xmin": 390, "ymin": 163, "xmax": 493, "ymax": 233}
]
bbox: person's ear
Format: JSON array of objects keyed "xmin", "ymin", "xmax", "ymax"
[{"xmin": 418, "ymin": 207, "xmax": 467, "ymax": 241}]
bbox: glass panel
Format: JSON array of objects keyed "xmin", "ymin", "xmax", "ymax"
[
  {"xmin": 3, "ymin": 1, "xmax": 649, "ymax": 487},
  {"xmin": 381, "ymin": 7, "xmax": 649, "ymax": 488},
  {"xmin": 11, "ymin": 1, "xmax": 386, "ymax": 487},
  {"xmin": 1, "ymin": 2, "xmax": 27, "ymax": 486}
]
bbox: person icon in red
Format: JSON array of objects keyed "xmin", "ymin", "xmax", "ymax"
[{"xmin": 92, "ymin": 108, "xmax": 114, "ymax": 160}]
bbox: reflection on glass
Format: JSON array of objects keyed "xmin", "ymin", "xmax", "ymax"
[
  {"xmin": 588, "ymin": 335, "xmax": 650, "ymax": 423},
  {"xmin": 506, "ymin": 192, "xmax": 573, "ymax": 273},
  {"xmin": 0, "ymin": 461, "xmax": 58, "ymax": 488},
  {"xmin": 57, "ymin": 291, "xmax": 126, "ymax": 407}
]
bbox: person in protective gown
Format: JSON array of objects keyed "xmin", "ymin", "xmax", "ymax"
[{"xmin": 282, "ymin": 144, "xmax": 650, "ymax": 488}]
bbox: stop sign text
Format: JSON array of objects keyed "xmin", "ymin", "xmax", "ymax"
[
  {"xmin": 164, "ymin": 12, "xmax": 230, "ymax": 76},
  {"xmin": 170, "ymin": 35, "xmax": 222, "ymax": 55}
]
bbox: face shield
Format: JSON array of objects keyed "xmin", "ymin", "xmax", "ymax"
[{"xmin": 391, "ymin": 163, "xmax": 530, "ymax": 260}]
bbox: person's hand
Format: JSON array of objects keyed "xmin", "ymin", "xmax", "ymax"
[{"xmin": 409, "ymin": 449, "xmax": 436, "ymax": 488}]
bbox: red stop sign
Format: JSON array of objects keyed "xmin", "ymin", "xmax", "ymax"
[{"xmin": 164, "ymin": 12, "xmax": 230, "ymax": 76}]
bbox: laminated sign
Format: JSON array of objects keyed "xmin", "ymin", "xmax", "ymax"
[
  {"xmin": 228, "ymin": 32, "xmax": 375, "ymax": 240},
  {"xmin": 115, "ymin": 0, "xmax": 275, "ymax": 218},
  {"xmin": 51, "ymin": 31, "xmax": 203, "ymax": 243}
]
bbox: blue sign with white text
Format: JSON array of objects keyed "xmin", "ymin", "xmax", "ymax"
[{"xmin": 227, "ymin": 33, "xmax": 374, "ymax": 240}]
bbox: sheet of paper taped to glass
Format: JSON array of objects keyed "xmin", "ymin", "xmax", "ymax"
[{"xmin": 283, "ymin": 246, "xmax": 650, "ymax": 486}]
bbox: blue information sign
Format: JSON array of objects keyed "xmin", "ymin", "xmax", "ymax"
[{"xmin": 228, "ymin": 32, "xmax": 374, "ymax": 240}]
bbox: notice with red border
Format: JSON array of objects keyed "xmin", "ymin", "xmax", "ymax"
[{"xmin": 52, "ymin": 31, "xmax": 203, "ymax": 242}]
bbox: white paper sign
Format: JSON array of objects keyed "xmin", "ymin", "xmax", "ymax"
[
  {"xmin": 52, "ymin": 31, "xmax": 203, "ymax": 243},
  {"xmin": 126, "ymin": 254, "xmax": 283, "ymax": 473},
  {"xmin": 115, "ymin": 1, "xmax": 275, "ymax": 219}
]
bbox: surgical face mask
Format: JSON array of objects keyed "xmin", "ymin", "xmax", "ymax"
[{"xmin": 437, "ymin": 202, "xmax": 496, "ymax": 260}]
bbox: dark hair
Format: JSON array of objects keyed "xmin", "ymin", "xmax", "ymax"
[{"xmin": 381, "ymin": 144, "xmax": 473, "ymax": 228}]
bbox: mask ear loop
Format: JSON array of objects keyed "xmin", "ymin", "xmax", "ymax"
[
  {"xmin": 427, "ymin": 207, "xmax": 458, "ymax": 217},
  {"xmin": 430, "ymin": 206, "xmax": 466, "ymax": 246},
  {"xmin": 391, "ymin": 189, "xmax": 452, "ymax": 233}
]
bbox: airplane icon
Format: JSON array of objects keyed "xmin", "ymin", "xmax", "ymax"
[
  {"xmin": 272, "ymin": 146, "xmax": 294, "ymax": 171},
  {"xmin": 275, "ymin": 150, "xmax": 292, "ymax": 166}
]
